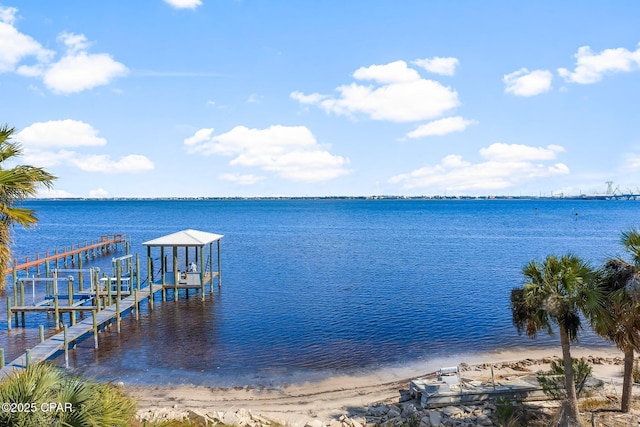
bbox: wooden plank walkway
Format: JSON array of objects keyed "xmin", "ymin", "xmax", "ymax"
[
  {"xmin": 5, "ymin": 234, "xmax": 126, "ymax": 275},
  {"xmin": 0, "ymin": 284, "xmax": 163, "ymax": 375}
]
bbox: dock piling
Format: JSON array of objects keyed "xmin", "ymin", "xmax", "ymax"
[
  {"xmin": 39, "ymin": 325, "xmax": 44, "ymax": 343},
  {"xmin": 63, "ymin": 326, "xmax": 68, "ymax": 369},
  {"xmin": 116, "ymin": 263, "xmax": 121, "ymax": 334},
  {"xmin": 92, "ymin": 311, "xmax": 98, "ymax": 349},
  {"xmin": 6, "ymin": 297, "xmax": 11, "ymax": 331},
  {"xmin": 53, "ymin": 296, "xmax": 59, "ymax": 328}
]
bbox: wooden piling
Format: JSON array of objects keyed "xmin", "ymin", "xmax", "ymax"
[
  {"xmin": 25, "ymin": 349, "xmax": 30, "ymax": 368},
  {"xmin": 136, "ymin": 253, "xmax": 141, "ymax": 293},
  {"xmin": 39, "ymin": 325, "xmax": 44, "ymax": 343},
  {"xmin": 0, "ymin": 348, "xmax": 4, "ymax": 368},
  {"xmin": 78, "ymin": 256, "xmax": 84, "ymax": 291},
  {"xmin": 173, "ymin": 247, "xmax": 179, "ymax": 302},
  {"xmin": 92, "ymin": 310, "xmax": 98, "ymax": 349},
  {"xmin": 218, "ymin": 239, "xmax": 222, "ymax": 287},
  {"xmin": 19, "ymin": 280, "xmax": 25, "ymax": 326},
  {"xmin": 53, "ymin": 296, "xmax": 59, "ymax": 328},
  {"xmin": 134, "ymin": 289, "xmax": 139, "ymax": 321},
  {"xmin": 116, "ymin": 263, "xmax": 121, "ymax": 334},
  {"xmin": 63, "ymin": 326, "xmax": 68, "ymax": 368},
  {"xmin": 200, "ymin": 247, "xmax": 205, "ymax": 301},
  {"xmin": 6, "ymin": 297, "xmax": 11, "ymax": 331}
]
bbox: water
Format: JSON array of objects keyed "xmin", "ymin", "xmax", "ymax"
[{"xmin": 1, "ymin": 198, "xmax": 637, "ymax": 386}]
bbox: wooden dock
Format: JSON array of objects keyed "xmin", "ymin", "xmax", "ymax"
[
  {"xmin": 1, "ymin": 229, "xmax": 222, "ymax": 376},
  {"xmin": 5, "ymin": 234, "xmax": 127, "ymax": 276},
  {"xmin": 0, "ymin": 284, "xmax": 163, "ymax": 375}
]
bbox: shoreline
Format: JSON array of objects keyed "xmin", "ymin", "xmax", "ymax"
[{"xmin": 125, "ymin": 345, "xmax": 626, "ymax": 425}]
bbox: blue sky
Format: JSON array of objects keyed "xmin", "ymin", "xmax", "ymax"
[{"xmin": 1, "ymin": 1, "xmax": 639, "ymax": 198}]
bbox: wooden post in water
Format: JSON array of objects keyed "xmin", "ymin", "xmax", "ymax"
[
  {"xmin": 63, "ymin": 325, "xmax": 69, "ymax": 368},
  {"xmin": 68, "ymin": 277, "xmax": 76, "ymax": 326},
  {"xmin": 136, "ymin": 253, "xmax": 141, "ymax": 293},
  {"xmin": 116, "ymin": 262, "xmax": 121, "ymax": 334},
  {"xmin": 92, "ymin": 310, "xmax": 98, "ymax": 349},
  {"xmin": 217, "ymin": 239, "xmax": 222, "ymax": 287},
  {"xmin": 54, "ymin": 296, "xmax": 59, "ymax": 328},
  {"xmin": 78, "ymin": 256, "xmax": 84, "ymax": 292},
  {"xmin": 12, "ymin": 266, "xmax": 17, "ymax": 296},
  {"xmin": 106, "ymin": 273, "xmax": 112, "ymax": 306},
  {"xmin": 147, "ymin": 246, "xmax": 154, "ymax": 309},
  {"xmin": 134, "ymin": 289, "xmax": 139, "ymax": 321},
  {"xmin": 200, "ymin": 246, "xmax": 205, "ymax": 301},
  {"xmin": 6, "ymin": 297, "xmax": 11, "ymax": 331},
  {"xmin": 39, "ymin": 325, "xmax": 44, "ymax": 343},
  {"xmin": 161, "ymin": 247, "xmax": 166, "ymax": 302},
  {"xmin": 173, "ymin": 246, "xmax": 178, "ymax": 302},
  {"xmin": 19, "ymin": 279, "xmax": 25, "ymax": 326}
]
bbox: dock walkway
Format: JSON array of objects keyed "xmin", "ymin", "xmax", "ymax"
[
  {"xmin": 0, "ymin": 284, "xmax": 163, "ymax": 375},
  {"xmin": 5, "ymin": 234, "xmax": 126, "ymax": 275}
]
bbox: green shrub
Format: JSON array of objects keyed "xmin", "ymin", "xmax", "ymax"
[
  {"xmin": 493, "ymin": 397, "xmax": 522, "ymax": 427},
  {"xmin": 0, "ymin": 363, "xmax": 136, "ymax": 427},
  {"xmin": 536, "ymin": 358, "xmax": 602, "ymax": 400}
]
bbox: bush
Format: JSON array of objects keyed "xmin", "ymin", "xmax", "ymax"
[
  {"xmin": 0, "ymin": 363, "xmax": 136, "ymax": 427},
  {"xmin": 536, "ymin": 358, "xmax": 602, "ymax": 400},
  {"xmin": 493, "ymin": 397, "xmax": 522, "ymax": 427}
]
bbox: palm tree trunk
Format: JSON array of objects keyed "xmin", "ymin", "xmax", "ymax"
[
  {"xmin": 0, "ymin": 221, "xmax": 11, "ymax": 290},
  {"xmin": 621, "ymin": 346, "xmax": 634, "ymax": 413},
  {"xmin": 559, "ymin": 327, "xmax": 580, "ymax": 425}
]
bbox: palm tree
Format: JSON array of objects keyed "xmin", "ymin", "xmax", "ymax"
[
  {"xmin": 0, "ymin": 124, "xmax": 55, "ymax": 289},
  {"xmin": 592, "ymin": 229, "xmax": 640, "ymax": 413},
  {"xmin": 510, "ymin": 253, "xmax": 602, "ymax": 426},
  {"xmin": 0, "ymin": 363, "xmax": 137, "ymax": 427}
]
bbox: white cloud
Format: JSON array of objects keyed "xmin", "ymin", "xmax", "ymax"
[
  {"xmin": 40, "ymin": 32, "xmax": 128, "ymax": 94},
  {"xmin": 0, "ymin": 6, "xmax": 17, "ymax": 25},
  {"xmin": 406, "ymin": 116, "xmax": 477, "ymax": 138},
  {"xmin": 0, "ymin": 7, "xmax": 54, "ymax": 72},
  {"xmin": 1, "ymin": 9, "xmax": 127, "ymax": 94},
  {"xmin": 17, "ymin": 119, "xmax": 154, "ymax": 173},
  {"xmin": 164, "ymin": 0, "xmax": 203, "ymax": 9},
  {"xmin": 219, "ymin": 173, "xmax": 265, "ymax": 185},
  {"xmin": 503, "ymin": 68, "xmax": 553, "ymax": 96},
  {"xmin": 558, "ymin": 43, "xmax": 640, "ymax": 84},
  {"xmin": 389, "ymin": 143, "xmax": 569, "ymax": 192},
  {"xmin": 17, "ymin": 119, "xmax": 107, "ymax": 148},
  {"xmin": 412, "ymin": 56, "xmax": 459, "ymax": 76},
  {"xmin": 290, "ymin": 60, "xmax": 460, "ymax": 122},
  {"xmin": 69, "ymin": 154, "xmax": 154, "ymax": 173},
  {"xmin": 35, "ymin": 188, "xmax": 76, "ymax": 199},
  {"xmin": 184, "ymin": 128, "xmax": 214, "ymax": 146},
  {"xmin": 352, "ymin": 60, "xmax": 421, "ymax": 83},
  {"xmin": 479, "ymin": 143, "xmax": 564, "ymax": 162},
  {"xmin": 89, "ymin": 188, "xmax": 109, "ymax": 198},
  {"xmin": 184, "ymin": 125, "xmax": 350, "ymax": 182}
]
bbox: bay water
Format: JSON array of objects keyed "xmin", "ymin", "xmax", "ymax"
[{"xmin": 1, "ymin": 198, "xmax": 637, "ymax": 386}]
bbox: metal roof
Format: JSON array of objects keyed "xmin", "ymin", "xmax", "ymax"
[{"xmin": 142, "ymin": 229, "xmax": 224, "ymax": 247}]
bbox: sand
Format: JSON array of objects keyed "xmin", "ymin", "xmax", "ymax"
[{"xmin": 123, "ymin": 345, "xmax": 628, "ymax": 425}]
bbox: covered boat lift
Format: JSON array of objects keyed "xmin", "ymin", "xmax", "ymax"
[{"xmin": 142, "ymin": 229, "xmax": 223, "ymax": 301}]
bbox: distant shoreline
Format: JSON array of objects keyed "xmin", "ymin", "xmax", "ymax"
[{"xmin": 27, "ymin": 194, "xmax": 640, "ymax": 201}]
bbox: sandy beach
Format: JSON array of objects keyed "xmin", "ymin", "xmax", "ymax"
[{"xmin": 125, "ymin": 345, "xmax": 628, "ymax": 426}]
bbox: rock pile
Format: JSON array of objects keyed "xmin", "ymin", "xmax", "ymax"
[
  {"xmin": 137, "ymin": 407, "xmax": 275, "ymax": 426},
  {"xmin": 359, "ymin": 401, "xmax": 497, "ymax": 426},
  {"xmin": 136, "ymin": 401, "xmax": 505, "ymax": 426}
]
